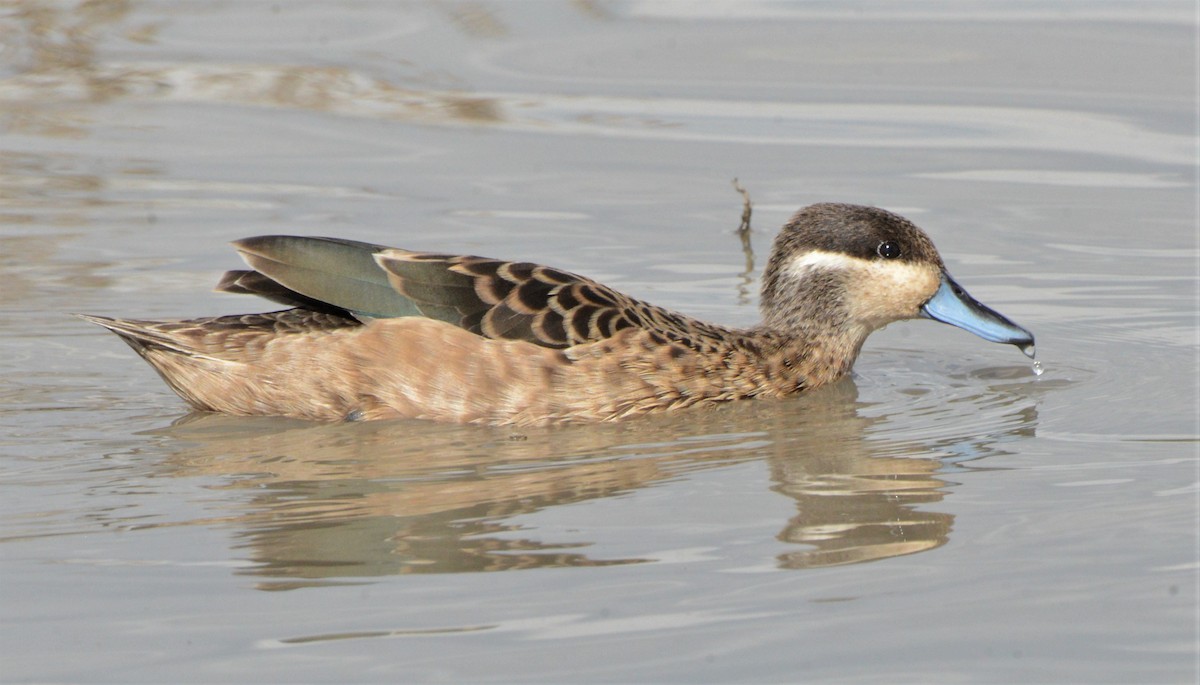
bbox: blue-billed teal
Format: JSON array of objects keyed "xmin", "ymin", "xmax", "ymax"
[{"xmin": 81, "ymin": 203, "xmax": 1034, "ymax": 425}]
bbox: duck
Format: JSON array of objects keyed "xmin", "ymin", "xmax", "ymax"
[{"xmin": 80, "ymin": 203, "xmax": 1035, "ymax": 426}]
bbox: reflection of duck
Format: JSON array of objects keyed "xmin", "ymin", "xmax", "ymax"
[
  {"xmin": 82, "ymin": 204, "xmax": 1034, "ymax": 425},
  {"xmin": 772, "ymin": 442, "xmax": 953, "ymax": 569},
  {"xmin": 132, "ymin": 381, "xmax": 1038, "ymax": 585}
]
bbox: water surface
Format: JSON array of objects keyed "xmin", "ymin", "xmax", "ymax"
[{"xmin": 1, "ymin": 2, "xmax": 1196, "ymax": 682}]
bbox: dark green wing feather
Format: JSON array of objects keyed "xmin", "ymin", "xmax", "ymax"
[
  {"xmin": 215, "ymin": 269, "xmax": 345, "ymax": 314},
  {"xmin": 230, "ymin": 236, "xmax": 421, "ymax": 319}
]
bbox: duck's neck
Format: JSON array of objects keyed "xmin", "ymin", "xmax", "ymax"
[
  {"xmin": 749, "ymin": 324, "xmax": 868, "ymax": 392},
  {"xmin": 756, "ymin": 285, "xmax": 872, "ymax": 390}
]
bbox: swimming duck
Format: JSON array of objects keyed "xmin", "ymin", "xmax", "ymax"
[{"xmin": 81, "ymin": 203, "xmax": 1034, "ymax": 425}]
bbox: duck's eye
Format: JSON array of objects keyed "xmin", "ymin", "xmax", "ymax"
[{"xmin": 877, "ymin": 241, "xmax": 902, "ymax": 259}]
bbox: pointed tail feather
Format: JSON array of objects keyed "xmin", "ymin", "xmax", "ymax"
[
  {"xmin": 76, "ymin": 313, "xmax": 232, "ymax": 412},
  {"xmin": 75, "ymin": 313, "xmax": 206, "ymax": 357}
]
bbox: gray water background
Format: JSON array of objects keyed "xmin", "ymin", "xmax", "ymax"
[{"xmin": 1, "ymin": 2, "xmax": 1197, "ymax": 682}]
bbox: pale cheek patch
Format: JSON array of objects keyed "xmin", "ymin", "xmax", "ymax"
[
  {"xmin": 851, "ymin": 260, "xmax": 940, "ymax": 324},
  {"xmin": 784, "ymin": 250, "xmax": 940, "ymax": 326}
]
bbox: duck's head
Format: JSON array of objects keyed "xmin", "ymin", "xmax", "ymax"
[{"xmin": 761, "ymin": 203, "xmax": 1034, "ymax": 355}]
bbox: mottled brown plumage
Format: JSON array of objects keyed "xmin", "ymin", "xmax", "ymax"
[{"xmin": 81, "ymin": 203, "xmax": 1034, "ymax": 425}]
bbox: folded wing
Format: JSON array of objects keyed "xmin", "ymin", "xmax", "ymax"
[{"xmin": 221, "ymin": 235, "xmax": 729, "ymax": 350}]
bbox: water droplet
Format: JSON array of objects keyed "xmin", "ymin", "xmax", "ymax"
[{"xmin": 1017, "ymin": 343, "xmax": 1043, "ymax": 376}]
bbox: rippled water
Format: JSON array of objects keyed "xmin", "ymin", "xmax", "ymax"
[{"xmin": 2, "ymin": 2, "xmax": 1196, "ymax": 683}]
